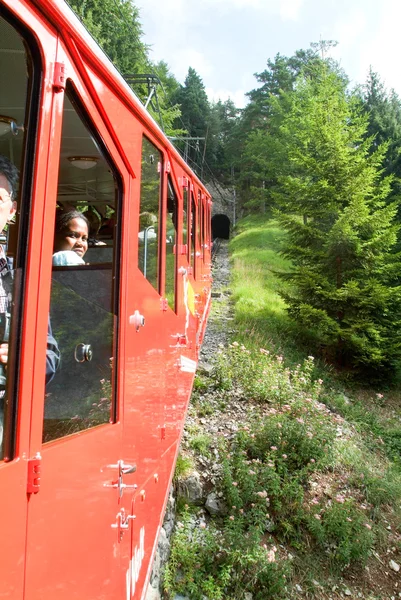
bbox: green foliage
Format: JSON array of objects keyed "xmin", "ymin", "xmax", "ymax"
[
  {"xmin": 173, "ymin": 454, "xmax": 194, "ymax": 482},
  {"xmin": 305, "ymin": 499, "xmax": 374, "ymax": 571},
  {"xmin": 164, "ymin": 508, "xmax": 289, "ymax": 600},
  {"xmin": 67, "ymin": 0, "xmax": 148, "ymax": 74},
  {"xmin": 359, "ymin": 68, "xmax": 401, "ymax": 203},
  {"xmin": 214, "ymin": 343, "xmax": 322, "ymax": 405},
  {"xmin": 261, "ymin": 64, "xmax": 401, "ymax": 378},
  {"xmin": 188, "ymin": 433, "xmax": 212, "ymax": 456},
  {"xmin": 67, "ymin": 0, "xmax": 184, "ymax": 136},
  {"xmin": 171, "ymin": 67, "xmax": 211, "ymax": 175}
]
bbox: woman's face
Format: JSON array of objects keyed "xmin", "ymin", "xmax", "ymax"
[{"xmin": 55, "ymin": 217, "xmax": 89, "ymax": 258}]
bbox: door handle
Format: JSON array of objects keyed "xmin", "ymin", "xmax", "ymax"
[
  {"xmin": 121, "ymin": 463, "xmax": 137, "ymax": 474},
  {"xmin": 104, "ymin": 460, "xmax": 138, "ymax": 497},
  {"xmin": 129, "ymin": 310, "xmax": 145, "ymax": 332}
]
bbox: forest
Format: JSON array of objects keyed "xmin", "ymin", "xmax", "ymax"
[{"xmin": 68, "ymin": 0, "xmax": 401, "ymax": 384}]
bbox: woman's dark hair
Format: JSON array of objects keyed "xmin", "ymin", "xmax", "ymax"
[
  {"xmin": 55, "ymin": 209, "xmax": 89, "ymax": 235},
  {"xmin": 0, "ymin": 154, "xmax": 19, "ymax": 199}
]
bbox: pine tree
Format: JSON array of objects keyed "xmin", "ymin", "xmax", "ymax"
[
  {"xmin": 172, "ymin": 68, "xmax": 211, "ymax": 175},
  {"xmin": 360, "ymin": 69, "xmax": 401, "ymax": 206},
  {"xmin": 273, "ymin": 65, "xmax": 401, "ymax": 377},
  {"xmin": 67, "ymin": 0, "xmax": 183, "ymax": 135}
]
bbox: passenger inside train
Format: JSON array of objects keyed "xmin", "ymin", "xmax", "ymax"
[
  {"xmin": 52, "ymin": 209, "xmax": 89, "ymax": 265},
  {"xmin": 0, "ymin": 155, "xmax": 60, "ymax": 455}
]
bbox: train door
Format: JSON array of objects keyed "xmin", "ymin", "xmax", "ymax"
[
  {"xmin": 22, "ymin": 53, "xmax": 131, "ymax": 598},
  {"xmin": 121, "ymin": 134, "xmax": 167, "ymax": 598},
  {"xmin": 0, "ymin": 7, "xmax": 51, "ymax": 598}
]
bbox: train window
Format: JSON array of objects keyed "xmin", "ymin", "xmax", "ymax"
[
  {"xmin": 165, "ymin": 177, "xmax": 178, "ymax": 311},
  {"xmin": 43, "ymin": 84, "xmax": 121, "ymax": 443},
  {"xmin": 182, "ymin": 183, "xmax": 188, "ymax": 251},
  {"xmin": 0, "ymin": 14, "xmax": 40, "ymax": 459},
  {"xmin": 202, "ymin": 200, "xmax": 207, "ymax": 260},
  {"xmin": 190, "ymin": 190, "xmax": 196, "ymax": 273},
  {"xmin": 200, "ymin": 194, "xmax": 204, "ymax": 260},
  {"xmin": 139, "ymin": 137, "xmax": 162, "ymax": 292},
  {"xmin": 197, "ymin": 190, "xmax": 202, "ymax": 258}
]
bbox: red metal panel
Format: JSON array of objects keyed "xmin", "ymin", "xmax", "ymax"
[
  {"xmin": 0, "ymin": 1, "xmax": 213, "ymax": 599},
  {"xmin": 0, "ymin": 2, "xmax": 59, "ymax": 598}
]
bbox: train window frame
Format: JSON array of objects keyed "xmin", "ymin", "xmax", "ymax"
[
  {"xmin": 189, "ymin": 187, "xmax": 196, "ymax": 275},
  {"xmin": 164, "ymin": 175, "xmax": 179, "ymax": 313},
  {"xmin": 0, "ymin": 8, "xmax": 42, "ymax": 461},
  {"xmin": 42, "ymin": 80, "xmax": 123, "ymax": 442},
  {"xmin": 182, "ymin": 179, "xmax": 188, "ymax": 253},
  {"xmin": 138, "ymin": 135, "xmax": 163, "ymax": 295}
]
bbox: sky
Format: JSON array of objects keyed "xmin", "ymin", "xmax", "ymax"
[{"xmin": 135, "ymin": 0, "xmax": 401, "ymax": 108}]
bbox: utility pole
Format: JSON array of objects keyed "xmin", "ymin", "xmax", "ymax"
[{"xmin": 168, "ymin": 136, "xmax": 205, "ymax": 167}]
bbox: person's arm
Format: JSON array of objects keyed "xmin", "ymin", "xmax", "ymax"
[{"xmin": 46, "ymin": 320, "xmax": 60, "ymax": 384}]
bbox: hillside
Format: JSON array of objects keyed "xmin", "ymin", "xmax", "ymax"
[{"xmin": 164, "ymin": 217, "xmax": 401, "ymax": 600}]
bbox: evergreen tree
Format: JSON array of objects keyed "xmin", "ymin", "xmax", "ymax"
[
  {"xmin": 67, "ymin": 0, "xmax": 148, "ymax": 73},
  {"xmin": 207, "ymin": 99, "xmax": 241, "ymax": 183},
  {"xmin": 236, "ymin": 42, "xmax": 346, "ymax": 212},
  {"xmin": 360, "ymin": 68, "xmax": 401, "ymax": 204},
  {"xmin": 172, "ymin": 68, "xmax": 211, "ymax": 176},
  {"xmin": 67, "ymin": 0, "xmax": 182, "ymax": 135},
  {"xmin": 271, "ymin": 65, "xmax": 401, "ymax": 377}
]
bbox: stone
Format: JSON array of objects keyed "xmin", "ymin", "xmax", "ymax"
[
  {"xmin": 244, "ymin": 594, "xmax": 253, "ymax": 600},
  {"xmin": 197, "ymin": 361, "xmax": 214, "ymax": 375},
  {"xmin": 177, "ymin": 471, "xmax": 204, "ymax": 505},
  {"xmin": 144, "ymin": 586, "xmax": 161, "ymax": 600},
  {"xmin": 390, "ymin": 560, "xmax": 400, "ymax": 572},
  {"xmin": 205, "ymin": 492, "xmax": 226, "ymax": 516}
]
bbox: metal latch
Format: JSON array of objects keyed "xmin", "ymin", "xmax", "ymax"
[
  {"xmin": 104, "ymin": 460, "xmax": 137, "ymax": 497},
  {"xmin": 53, "ymin": 62, "xmax": 66, "ymax": 92},
  {"xmin": 27, "ymin": 456, "xmax": 41, "ymax": 494}
]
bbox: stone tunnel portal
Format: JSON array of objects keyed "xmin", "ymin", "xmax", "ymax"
[{"xmin": 212, "ymin": 214, "xmax": 230, "ymax": 240}]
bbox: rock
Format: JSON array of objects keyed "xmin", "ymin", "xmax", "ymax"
[
  {"xmin": 344, "ymin": 589, "xmax": 352, "ymax": 596},
  {"xmin": 265, "ymin": 519, "xmax": 275, "ymax": 532},
  {"xmin": 197, "ymin": 361, "xmax": 214, "ymax": 375},
  {"xmin": 244, "ymin": 594, "xmax": 253, "ymax": 600},
  {"xmin": 390, "ymin": 560, "xmax": 400, "ymax": 572},
  {"xmin": 177, "ymin": 471, "xmax": 204, "ymax": 505},
  {"xmin": 144, "ymin": 586, "xmax": 161, "ymax": 600},
  {"xmin": 205, "ymin": 492, "xmax": 226, "ymax": 516}
]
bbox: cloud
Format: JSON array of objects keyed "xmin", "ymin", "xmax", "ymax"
[
  {"xmin": 172, "ymin": 50, "xmax": 213, "ymax": 81},
  {"xmin": 206, "ymin": 87, "xmax": 248, "ymax": 108},
  {"xmin": 279, "ymin": 0, "xmax": 304, "ymax": 21},
  {"xmin": 330, "ymin": 0, "xmax": 401, "ymax": 94}
]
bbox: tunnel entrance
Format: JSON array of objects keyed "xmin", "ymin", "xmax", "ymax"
[{"xmin": 212, "ymin": 214, "xmax": 230, "ymax": 239}]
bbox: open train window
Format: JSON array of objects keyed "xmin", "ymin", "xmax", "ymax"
[
  {"xmin": 197, "ymin": 189, "xmax": 202, "ymax": 263},
  {"xmin": 139, "ymin": 136, "xmax": 162, "ymax": 292},
  {"xmin": 43, "ymin": 83, "xmax": 121, "ymax": 443},
  {"xmin": 182, "ymin": 180, "xmax": 188, "ymax": 252},
  {"xmin": 190, "ymin": 189, "xmax": 196, "ymax": 274},
  {"xmin": 0, "ymin": 12, "xmax": 40, "ymax": 460},
  {"xmin": 165, "ymin": 176, "xmax": 178, "ymax": 312}
]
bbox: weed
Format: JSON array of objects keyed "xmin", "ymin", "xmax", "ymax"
[
  {"xmin": 173, "ymin": 453, "xmax": 194, "ymax": 482},
  {"xmin": 163, "ymin": 508, "xmax": 289, "ymax": 600},
  {"xmin": 306, "ymin": 499, "xmax": 375, "ymax": 571},
  {"xmin": 189, "ymin": 433, "xmax": 212, "ymax": 456}
]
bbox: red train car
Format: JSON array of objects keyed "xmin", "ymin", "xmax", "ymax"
[{"xmin": 0, "ymin": 1, "xmax": 212, "ymax": 598}]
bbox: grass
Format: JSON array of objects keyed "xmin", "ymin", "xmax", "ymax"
[
  {"xmin": 165, "ymin": 214, "xmax": 401, "ymax": 600},
  {"xmin": 230, "ymin": 215, "xmax": 309, "ymax": 365}
]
